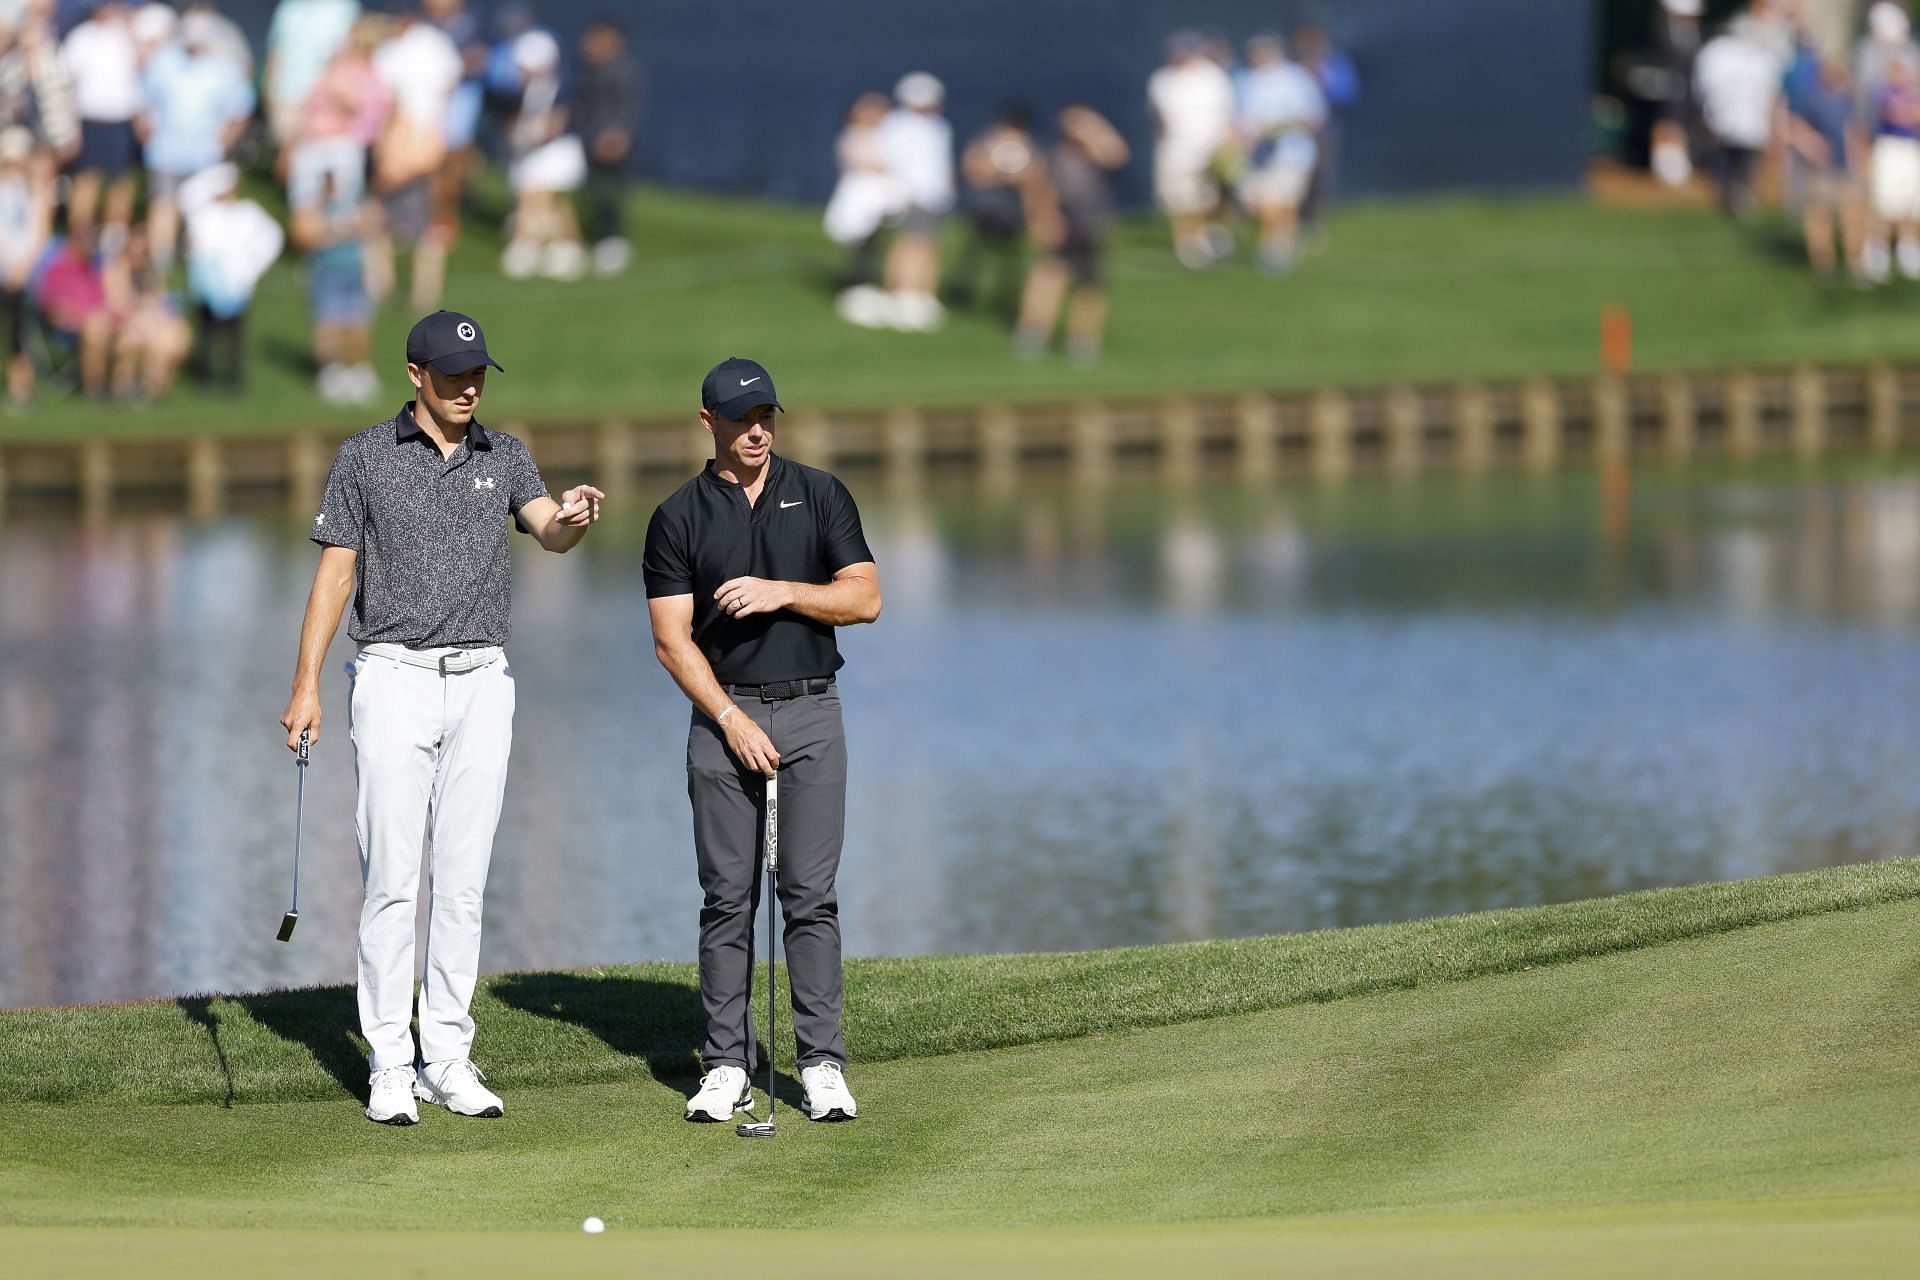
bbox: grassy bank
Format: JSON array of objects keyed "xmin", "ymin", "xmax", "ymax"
[
  {"xmin": 2, "ymin": 860, "xmax": 1919, "ymax": 1277},
  {"xmin": 6, "ymin": 187, "xmax": 1920, "ymax": 443}
]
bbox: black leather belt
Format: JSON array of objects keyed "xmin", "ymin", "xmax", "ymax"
[{"xmin": 727, "ymin": 676, "xmax": 835, "ymax": 702}]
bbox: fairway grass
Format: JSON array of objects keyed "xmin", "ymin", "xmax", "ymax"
[
  {"xmin": 3, "ymin": 863, "xmax": 1919, "ymax": 1274},
  {"xmin": 6, "ymin": 186, "xmax": 1919, "ymax": 441}
]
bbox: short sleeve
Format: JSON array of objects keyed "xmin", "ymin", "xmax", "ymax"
[
  {"xmin": 505, "ymin": 437, "xmax": 549, "ymax": 516},
  {"xmin": 821, "ymin": 477, "xmax": 874, "ymax": 573},
  {"xmin": 311, "ymin": 443, "xmax": 365, "ymax": 549},
  {"xmin": 642, "ymin": 506, "xmax": 692, "ymax": 598}
]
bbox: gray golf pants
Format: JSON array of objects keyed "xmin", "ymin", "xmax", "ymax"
[
  {"xmin": 688, "ymin": 687, "xmax": 848, "ymax": 1072},
  {"xmin": 349, "ymin": 643, "xmax": 514, "ymax": 1072}
]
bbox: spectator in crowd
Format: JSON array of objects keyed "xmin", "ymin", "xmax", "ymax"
[
  {"xmin": 29, "ymin": 222, "xmax": 183, "ymax": 399},
  {"xmin": 1235, "ymin": 32, "xmax": 1325, "ymax": 275},
  {"xmin": 262, "ymin": 0, "xmax": 358, "ymax": 147},
  {"xmin": 1149, "ymin": 30, "xmax": 1235, "ymax": 268},
  {"xmin": 129, "ymin": 2, "xmax": 176, "ymax": 63},
  {"xmin": 1786, "ymin": 52, "xmax": 1866, "ymax": 283},
  {"xmin": 371, "ymin": 10, "xmax": 460, "ymax": 311},
  {"xmin": 423, "ymin": 0, "xmax": 484, "ymax": 248},
  {"xmin": 953, "ymin": 102, "xmax": 1039, "ymax": 318},
  {"xmin": 826, "ymin": 90, "xmax": 900, "ymax": 327},
  {"xmin": 1869, "ymin": 53, "xmax": 1920, "ymax": 280},
  {"xmin": 574, "ymin": 16, "xmax": 640, "ymax": 277},
  {"xmin": 1291, "ymin": 22, "xmax": 1358, "ymax": 231},
  {"xmin": 182, "ymin": 0, "xmax": 250, "ymax": 77},
  {"xmin": 138, "ymin": 9, "xmax": 256, "ymax": 276},
  {"xmin": 108, "ymin": 222, "xmax": 191, "ymax": 400},
  {"xmin": 1012, "ymin": 104, "xmax": 1128, "ymax": 364},
  {"xmin": 1, "ymin": 123, "xmax": 53, "ymax": 406},
  {"xmin": 1855, "ymin": 0, "xmax": 1920, "ymax": 110},
  {"xmin": 1649, "ymin": 1, "xmax": 1702, "ymax": 186},
  {"xmin": 291, "ymin": 164, "xmax": 376, "ymax": 404},
  {"xmin": 878, "ymin": 70, "xmax": 954, "ymax": 332},
  {"xmin": 2, "ymin": 0, "xmax": 79, "ymax": 179},
  {"xmin": 60, "ymin": 0, "xmax": 141, "ymax": 246},
  {"xmin": 284, "ymin": 14, "xmax": 389, "ymax": 216},
  {"xmin": 32, "ymin": 224, "xmax": 117, "ymax": 397},
  {"xmin": 179, "ymin": 160, "xmax": 282, "ymax": 391},
  {"xmin": 499, "ymin": 27, "xmax": 585, "ymax": 280},
  {"xmin": 1694, "ymin": 6, "xmax": 1788, "ymax": 218}
]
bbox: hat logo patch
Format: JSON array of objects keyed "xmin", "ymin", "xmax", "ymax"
[{"xmin": 456, "ymin": 322, "xmax": 477, "ymax": 342}]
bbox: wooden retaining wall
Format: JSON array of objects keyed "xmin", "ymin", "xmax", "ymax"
[{"xmin": 4, "ymin": 361, "xmax": 1917, "ymax": 521}]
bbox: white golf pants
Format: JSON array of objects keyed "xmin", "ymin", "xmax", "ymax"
[{"xmin": 348, "ymin": 643, "xmax": 514, "ymax": 1072}]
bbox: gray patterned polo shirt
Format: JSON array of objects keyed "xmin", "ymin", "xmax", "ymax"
[{"xmin": 311, "ymin": 403, "xmax": 550, "ymax": 649}]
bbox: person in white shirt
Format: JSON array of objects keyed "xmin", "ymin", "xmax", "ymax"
[
  {"xmin": 180, "ymin": 161, "xmax": 283, "ymax": 391},
  {"xmin": 60, "ymin": 0, "xmax": 141, "ymax": 246},
  {"xmin": 1235, "ymin": 32, "xmax": 1325, "ymax": 275},
  {"xmin": 1148, "ymin": 31, "xmax": 1235, "ymax": 269},
  {"xmin": 370, "ymin": 14, "xmax": 461, "ymax": 311},
  {"xmin": 1694, "ymin": 10, "xmax": 1789, "ymax": 218},
  {"xmin": 877, "ymin": 70, "xmax": 953, "ymax": 332}
]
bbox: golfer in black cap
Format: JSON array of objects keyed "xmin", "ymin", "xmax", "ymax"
[
  {"xmin": 279, "ymin": 310, "xmax": 605, "ymax": 1126},
  {"xmin": 644, "ymin": 357, "xmax": 881, "ymax": 1123}
]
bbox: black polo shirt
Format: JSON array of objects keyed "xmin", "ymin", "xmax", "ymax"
[
  {"xmin": 642, "ymin": 454, "xmax": 874, "ymax": 684},
  {"xmin": 311, "ymin": 403, "xmax": 549, "ymax": 649}
]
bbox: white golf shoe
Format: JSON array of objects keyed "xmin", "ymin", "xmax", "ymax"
[
  {"xmin": 415, "ymin": 1059, "xmax": 504, "ymax": 1118},
  {"xmin": 365, "ymin": 1065, "xmax": 419, "ymax": 1126},
  {"xmin": 685, "ymin": 1065, "xmax": 753, "ymax": 1122},
  {"xmin": 800, "ymin": 1061, "xmax": 857, "ymax": 1122}
]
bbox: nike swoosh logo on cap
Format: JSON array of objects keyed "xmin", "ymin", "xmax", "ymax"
[{"xmin": 740, "ymin": 376, "xmax": 762, "ymax": 386}]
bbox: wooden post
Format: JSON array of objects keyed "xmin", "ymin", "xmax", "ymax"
[
  {"xmin": 1659, "ymin": 374, "xmax": 1695, "ymax": 464},
  {"xmin": 1593, "ymin": 374, "xmax": 1629, "ymax": 465},
  {"xmin": 1791, "ymin": 364, "xmax": 1825, "ymax": 460},
  {"xmin": 1521, "ymin": 377, "xmax": 1560, "ymax": 472},
  {"xmin": 786, "ymin": 410, "xmax": 835, "ymax": 471},
  {"xmin": 288, "ymin": 433, "xmax": 325, "ymax": 516},
  {"xmin": 1453, "ymin": 383, "xmax": 1493, "ymax": 474},
  {"xmin": 1385, "ymin": 385, "xmax": 1422, "ymax": 477},
  {"xmin": 594, "ymin": 422, "xmax": 636, "ymax": 500},
  {"xmin": 1868, "ymin": 361, "xmax": 1900, "ymax": 456},
  {"xmin": 1725, "ymin": 369, "xmax": 1760, "ymax": 462},
  {"xmin": 1235, "ymin": 392, "xmax": 1278, "ymax": 486},
  {"xmin": 1158, "ymin": 396, "xmax": 1200, "ymax": 490},
  {"xmin": 80, "ymin": 440, "xmax": 112, "ymax": 524},
  {"xmin": 977, "ymin": 402, "xmax": 1018, "ymax": 498},
  {"xmin": 884, "ymin": 405, "xmax": 925, "ymax": 493},
  {"xmin": 187, "ymin": 434, "xmax": 223, "ymax": 520},
  {"xmin": 1310, "ymin": 389, "xmax": 1352, "ymax": 483},
  {"xmin": 1070, "ymin": 399, "xmax": 1112, "ymax": 490}
]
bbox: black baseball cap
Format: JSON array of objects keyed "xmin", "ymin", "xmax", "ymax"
[
  {"xmin": 702, "ymin": 357, "xmax": 784, "ymax": 421},
  {"xmin": 406, "ymin": 310, "xmax": 504, "ymax": 375}
]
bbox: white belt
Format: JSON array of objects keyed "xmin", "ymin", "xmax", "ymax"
[{"xmin": 360, "ymin": 643, "xmax": 504, "ymax": 675}]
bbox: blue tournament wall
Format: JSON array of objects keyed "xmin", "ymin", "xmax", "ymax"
[{"xmin": 227, "ymin": 0, "xmax": 1593, "ymax": 205}]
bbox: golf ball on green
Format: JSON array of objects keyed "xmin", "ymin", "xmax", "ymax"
[{"xmin": 582, "ymin": 1216, "xmax": 605, "ymax": 1234}]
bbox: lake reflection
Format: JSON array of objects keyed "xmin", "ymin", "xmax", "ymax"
[{"xmin": 4, "ymin": 464, "xmax": 1920, "ymax": 1007}]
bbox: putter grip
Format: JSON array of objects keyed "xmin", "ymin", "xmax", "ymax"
[{"xmin": 297, "ymin": 728, "xmax": 311, "ymax": 765}]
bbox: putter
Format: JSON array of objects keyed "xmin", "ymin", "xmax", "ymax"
[
  {"xmin": 276, "ymin": 728, "xmax": 310, "ymax": 942},
  {"xmin": 737, "ymin": 771, "xmax": 779, "ymax": 1138}
]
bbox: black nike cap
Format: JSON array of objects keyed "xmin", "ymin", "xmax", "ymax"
[
  {"xmin": 406, "ymin": 310, "xmax": 504, "ymax": 375},
  {"xmin": 701, "ymin": 357, "xmax": 784, "ymax": 421}
]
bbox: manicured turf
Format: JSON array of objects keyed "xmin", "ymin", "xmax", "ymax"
[
  {"xmin": 2, "ymin": 861, "xmax": 1919, "ymax": 1276},
  {"xmin": 5, "ymin": 184, "xmax": 1918, "ymax": 442}
]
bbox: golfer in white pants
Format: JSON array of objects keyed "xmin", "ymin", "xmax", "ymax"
[{"xmin": 279, "ymin": 310, "xmax": 604, "ymax": 1126}]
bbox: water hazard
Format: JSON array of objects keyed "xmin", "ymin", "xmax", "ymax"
[{"xmin": 4, "ymin": 462, "xmax": 1919, "ymax": 1007}]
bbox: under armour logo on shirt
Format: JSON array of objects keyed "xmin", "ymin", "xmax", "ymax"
[
  {"xmin": 314, "ymin": 512, "xmax": 326, "ymax": 525},
  {"xmin": 474, "ymin": 477, "xmax": 495, "ymax": 490}
]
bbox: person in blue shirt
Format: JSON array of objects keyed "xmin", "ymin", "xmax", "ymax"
[
  {"xmin": 137, "ymin": 10, "xmax": 254, "ymax": 275},
  {"xmin": 1291, "ymin": 23, "xmax": 1357, "ymax": 237},
  {"xmin": 1787, "ymin": 53, "xmax": 1867, "ymax": 283}
]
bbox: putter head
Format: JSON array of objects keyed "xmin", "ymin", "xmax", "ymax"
[
  {"xmin": 735, "ymin": 1121, "xmax": 776, "ymax": 1138},
  {"xmin": 276, "ymin": 909, "xmax": 299, "ymax": 942}
]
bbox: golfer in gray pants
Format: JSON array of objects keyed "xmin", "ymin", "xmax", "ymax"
[
  {"xmin": 644, "ymin": 357, "xmax": 882, "ymax": 1123},
  {"xmin": 279, "ymin": 310, "xmax": 605, "ymax": 1127}
]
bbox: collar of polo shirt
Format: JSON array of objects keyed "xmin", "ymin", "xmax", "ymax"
[{"xmin": 395, "ymin": 401, "xmax": 493, "ymax": 449}]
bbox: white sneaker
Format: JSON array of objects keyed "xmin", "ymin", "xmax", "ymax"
[
  {"xmin": 501, "ymin": 239, "xmax": 540, "ymax": 279},
  {"xmin": 366, "ymin": 1065, "xmax": 419, "ymax": 1126},
  {"xmin": 415, "ymin": 1059, "xmax": 504, "ymax": 1117},
  {"xmin": 891, "ymin": 291, "xmax": 945, "ymax": 332},
  {"xmin": 592, "ymin": 237, "xmax": 631, "ymax": 276},
  {"xmin": 685, "ymin": 1064, "xmax": 753, "ymax": 1122},
  {"xmin": 800, "ymin": 1061, "xmax": 857, "ymax": 1122},
  {"xmin": 835, "ymin": 284, "xmax": 896, "ymax": 329}
]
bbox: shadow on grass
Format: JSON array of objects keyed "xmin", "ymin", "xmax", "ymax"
[
  {"xmin": 175, "ymin": 997, "xmax": 236, "ymax": 1108},
  {"xmin": 489, "ymin": 972, "xmax": 722, "ymax": 1096},
  {"xmin": 235, "ymin": 986, "xmax": 367, "ymax": 1102}
]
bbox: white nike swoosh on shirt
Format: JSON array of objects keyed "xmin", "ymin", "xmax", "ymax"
[
  {"xmin": 740, "ymin": 376, "xmax": 762, "ymax": 386},
  {"xmin": 780, "ymin": 499, "xmax": 804, "ymax": 508}
]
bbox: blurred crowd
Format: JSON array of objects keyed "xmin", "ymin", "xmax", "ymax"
[
  {"xmin": 0, "ymin": 0, "xmax": 642, "ymax": 410},
  {"xmin": 825, "ymin": 25, "xmax": 1358, "ymax": 362},
  {"xmin": 1656, "ymin": 0, "xmax": 1920, "ymax": 286}
]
